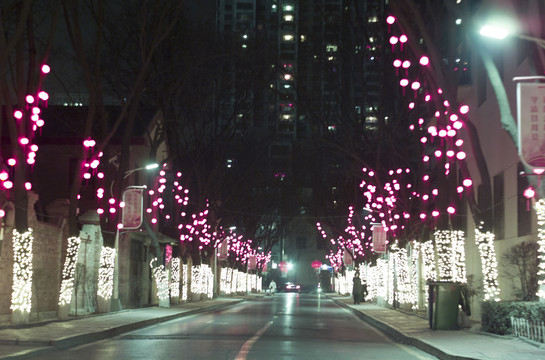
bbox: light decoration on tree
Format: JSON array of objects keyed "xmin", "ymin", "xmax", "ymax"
[
  {"xmin": 390, "ymin": 241, "xmax": 414, "ymax": 304},
  {"xmin": 536, "ymin": 199, "xmax": 545, "ymax": 300},
  {"xmin": 150, "ymin": 258, "xmax": 170, "ymax": 303},
  {"xmin": 475, "ymin": 226, "xmax": 500, "ymax": 301},
  {"xmin": 416, "ymin": 240, "xmax": 437, "ymax": 282},
  {"xmin": 58, "ymin": 237, "xmax": 82, "ymax": 306},
  {"xmin": 191, "ymin": 264, "xmax": 214, "ymax": 298},
  {"xmin": 182, "ymin": 263, "xmax": 188, "ymax": 301},
  {"xmin": 2, "ymin": 65, "xmax": 50, "ymax": 192},
  {"xmin": 97, "ymin": 247, "xmax": 116, "ymax": 299},
  {"xmin": 170, "ymin": 258, "xmax": 180, "ymax": 300},
  {"xmin": 434, "ymin": 230, "xmax": 466, "ymax": 282},
  {"xmin": 11, "ymin": 229, "xmax": 33, "ymax": 313}
]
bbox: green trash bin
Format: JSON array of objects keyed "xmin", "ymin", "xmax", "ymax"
[{"xmin": 428, "ymin": 281, "xmax": 462, "ymax": 330}]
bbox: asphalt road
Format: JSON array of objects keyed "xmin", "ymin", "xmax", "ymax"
[{"xmin": 36, "ymin": 293, "xmax": 437, "ymax": 360}]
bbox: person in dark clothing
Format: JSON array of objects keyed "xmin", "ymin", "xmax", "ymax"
[{"xmin": 353, "ymin": 275, "xmax": 362, "ymax": 304}]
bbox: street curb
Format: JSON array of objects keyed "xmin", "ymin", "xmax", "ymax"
[
  {"xmin": 0, "ymin": 299, "xmax": 245, "ymax": 360},
  {"xmin": 332, "ymin": 298, "xmax": 476, "ymax": 360}
]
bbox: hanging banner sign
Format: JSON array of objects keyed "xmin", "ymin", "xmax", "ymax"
[
  {"xmin": 516, "ymin": 79, "xmax": 545, "ymax": 170},
  {"xmin": 343, "ymin": 249, "xmax": 353, "ymax": 266},
  {"xmin": 372, "ymin": 223, "xmax": 387, "ymax": 253},
  {"xmin": 248, "ymin": 255, "xmax": 257, "ymax": 270},
  {"xmin": 122, "ymin": 186, "xmax": 145, "ymax": 229},
  {"xmin": 217, "ymin": 240, "xmax": 228, "ymax": 260}
]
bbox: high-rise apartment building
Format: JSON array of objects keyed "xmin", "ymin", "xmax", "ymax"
[{"xmin": 216, "ymin": 0, "xmax": 393, "ymax": 286}]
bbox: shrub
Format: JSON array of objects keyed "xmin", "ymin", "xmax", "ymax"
[{"xmin": 481, "ymin": 301, "xmax": 545, "ymax": 335}]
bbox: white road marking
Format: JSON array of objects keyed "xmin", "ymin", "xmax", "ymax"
[{"xmin": 234, "ymin": 320, "xmax": 274, "ymax": 360}]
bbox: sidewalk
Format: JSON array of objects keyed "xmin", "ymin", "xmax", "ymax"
[
  {"xmin": 332, "ymin": 295, "xmax": 545, "ymax": 360},
  {"xmin": 0, "ymin": 297, "xmax": 246, "ymax": 360}
]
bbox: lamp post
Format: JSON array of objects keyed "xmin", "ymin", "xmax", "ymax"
[{"xmin": 110, "ymin": 162, "xmax": 159, "ymax": 311}]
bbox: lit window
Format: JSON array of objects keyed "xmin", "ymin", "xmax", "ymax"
[
  {"xmin": 226, "ymin": 159, "xmax": 234, "ymax": 168},
  {"xmin": 300, "ymin": 35, "xmax": 306, "ymax": 42},
  {"xmin": 369, "ymin": 37, "xmax": 375, "ymax": 43},
  {"xmin": 283, "ymin": 34, "xmax": 294, "ymax": 41},
  {"xmin": 284, "ymin": 5, "xmax": 293, "ymax": 11},
  {"xmin": 328, "ymin": 56, "xmax": 334, "ymax": 61},
  {"xmin": 284, "ymin": 14, "xmax": 294, "ymax": 21},
  {"xmin": 282, "ymin": 114, "xmax": 293, "ymax": 121},
  {"xmin": 368, "ymin": 16, "xmax": 378, "ymax": 23},
  {"xmin": 283, "ymin": 84, "xmax": 291, "ymax": 89},
  {"xmin": 326, "ymin": 44, "xmax": 338, "ymax": 52},
  {"xmin": 328, "ymin": 125, "xmax": 336, "ymax": 132},
  {"xmin": 283, "ymin": 74, "xmax": 293, "ymax": 81},
  {"xmin": 242, "ymin": 44, "xmax": 247, "ymax": 48}
]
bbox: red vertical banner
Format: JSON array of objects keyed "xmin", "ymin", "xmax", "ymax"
[
  {"xmin": 248, "ymin": 255, "xmax": 257, "ymax": 270},
  {"xmin": 372, "ymin": 224, "xmax": 387, "ymax": 253},
  {"xmin": 517, "ymin": 81, "xmax": 545, "ymax": 170},
  {"xmin": 343, "ymin": 249, "xmax": 353, "ymax": 266},
  {"xmin": 122, "ymin": 186, "xmax": 145, "ymax": 229},
  {"xmin": 217, "ymin": 240, "xmax": 228, "ymax": 260}
]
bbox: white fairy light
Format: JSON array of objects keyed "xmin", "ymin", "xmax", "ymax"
[
  {"xmin": 182, "ymin": 264, "xmax": 188, "ymax": 301},
  {"xmin": 150, "ymin": 258, "xmax": 170, "ymax": 302},
  {"xmin": 434, "ymin": 230, "xmax": 466, "ymax": 282},
  {"xmin": 475, "ymin": 226, "xmax": 500, "ymax": 301},
  {"xmin": 11, "ymin": 229, "xmax": 34, "ymax": 313},
  {"xmin": 536, "ymin": 199, "xmax": 545, "ymax": 300},
  {"xmin": 98, "ymin": 247, "xmax": 116, "ymax": 299},
  {"xmin": 170, "ymin": 258, "xmax": 180, "ymax": 299},
  {"xmin": 58, "ymin": 237, "xmax": 81, "ymax": 306}
]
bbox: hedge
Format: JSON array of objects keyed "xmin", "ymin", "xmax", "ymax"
[{"xmin": 481, "ymin": 301, "xmax": 545, "ymax": 335}]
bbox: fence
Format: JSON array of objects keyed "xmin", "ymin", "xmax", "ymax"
[{"xmin": 510, "ymin": 317, "xmax": 545, "ymax": 344}]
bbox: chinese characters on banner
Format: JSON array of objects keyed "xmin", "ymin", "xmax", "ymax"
[
  {"xmin": 372, "ymin": 224, "xmax": 387, "ymax": 253},
  {"xmin": 517, "ymin": 82, "xmax": 545, "ymax": 170},
  {"xmin": 122, "ymin": 186, "xmax": 145, "ymax": 229}
]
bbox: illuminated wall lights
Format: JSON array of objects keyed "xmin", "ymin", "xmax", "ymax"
[
  {"xmin": 58, "ymin": 237, "xmax": 82, "ymax": 306},
  {"xmin": 475, "ymin": 227, "xmax": 500, "ymax": 301},
  {"xmin": 11, "ymin": 229, "xmax": 34, "ymax": 313},
  {"xmin": 97, "ymin": 247, "xmax": 116, "ymax": 299}
]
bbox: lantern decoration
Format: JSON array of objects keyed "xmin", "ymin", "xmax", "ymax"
[
  {"xmin": 311, "ymin": 260, "xmax": 322, "ymax": 269},
  {"xmin": 278, "ymin": 261, "xmax": 288, "ymax": 273}
]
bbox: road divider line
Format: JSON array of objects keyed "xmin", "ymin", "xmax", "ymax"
[{"xmin": 234, "ymin": 320, "xmax": 273, "ymax": 360}]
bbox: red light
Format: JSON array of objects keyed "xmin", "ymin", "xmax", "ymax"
[
  {"xmin": 390, "ymin": 36, "xmax": 399, "ymax": 45},
  {"xmin": 459, "ymin": 104, "xmax": 469, "ymax": 114},
  {"xmin": 432, "ymin": 210, "xmax": 440, "ymax": 217},
  {"xmin": 26, "ymin": 95, "xmax": 35, "ymax": 104},
  {"xmin": 447, "ymin": 206, "xmax": 456, "ymax": 214},
  {"xmin": 13, "ymin": 110, "xmax": 23, "ymax": 119},
  {"xmin": 7, "ymin": 158, "xmax": 16, "ymax": 166},
  {"xmin": 524, "ymin": 187, "xmax": 535, "ymax": 199},
  {"xmin": 419, "ymin": 56, "xmax": 430, "ymax": 66},
  {"xmin": 41, "ymin": 64, "xmax": 51, "ymax": 74},
  {"xmin": 3, "ymin": 181, "xmax": 13, "ymax": 189},
  {"xmin": 38, "ymin": 91, "xmax": 49, "ymax": 101},
  {"xmin": 386, "ymin": 15, "xmax": 396, "ymax": 24},
  {"xmin": 463, "ymin": 178, "xmax": 472, "ymax": 187},
  {"xmin": 393, "ymin": 59, "xmax": 402, "ymax": 67},
  {"xmin": 25, "ymin": 182, "xmax": 32, "ymax": 190},
  {"xmin": 399, "ymin": 35, "xmax": 408, "ymax": 43}
]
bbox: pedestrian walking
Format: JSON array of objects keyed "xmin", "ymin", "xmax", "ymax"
[
  {"xmin": 353, "ymin": 274, "xmax": 362, "ymax": 304},
  {"xmin": 269, "ymin": 279, "xmax": 277, "ymax": 295}
]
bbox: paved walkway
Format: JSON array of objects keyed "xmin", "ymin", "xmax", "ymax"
[
  {"xmin": 333, "ymin": 295, "xmax": 545, "ymax": 360},
  {"xmin": 0, "ymin": 294, "xmax": 543, "ymax": 359}
]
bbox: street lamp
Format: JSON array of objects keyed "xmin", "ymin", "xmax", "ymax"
[
  {"xmin": 110, "ymin": 162, "xmax": 159, "ymax": 311},
  {"xmin": 479, "ymin": 25, "xmax": 545, "ymax": 50}
]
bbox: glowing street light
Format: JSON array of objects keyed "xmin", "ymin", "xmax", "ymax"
[{"xmin": 479, "ymin": 25, "xmax": 545, "ymax": 49}]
